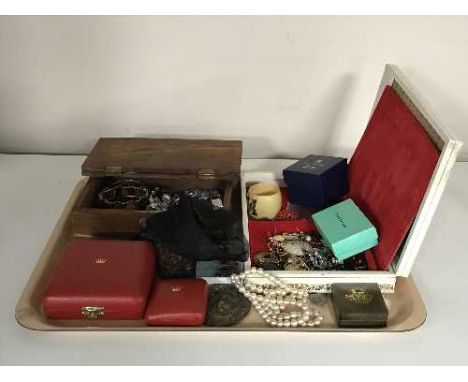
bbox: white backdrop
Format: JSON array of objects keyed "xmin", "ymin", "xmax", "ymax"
[{"xmin": 0, "ymin": 16, "xmax": 467, "ymax": 159}]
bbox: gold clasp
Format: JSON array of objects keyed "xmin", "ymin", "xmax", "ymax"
[
  {"xmin": 80, "ymin": 306, "xmax": 105, "ymax": 319},
  {"xmin": 105, "ymin": 166, "xmax": 122, "ymax": 176},
  {"xmin": 198, "ymin": 168, "xmax": 216, "ymax": 180}
]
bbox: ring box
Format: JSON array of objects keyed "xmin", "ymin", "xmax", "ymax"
[
  {"xmin": 145, "ymin": 279, "xmax": 208, "ymax": 326},
  {"xmin": 331, "ymin": 283, "xmax": 388, "ymax": 327},
  {"xmin": 312, "ymin": 199, "xmax": 378, "ymax": 261},
  {"xmin": 283, "ymin": 154, "xmax": 348, "ymax": 208}
]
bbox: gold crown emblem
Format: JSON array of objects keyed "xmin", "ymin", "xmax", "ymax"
[
  {"xmin": 345, "ymin": 288, "xmax": 374, "ymax": 304},
  {"xmin": 95, "ymin": 258, "xmax": 108, "ymax": 265},
  {"xmin": 170, "ymin": 285, "xmax": 182, "ymax": 292}
]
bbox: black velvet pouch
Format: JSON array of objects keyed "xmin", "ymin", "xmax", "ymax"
[
  {"xmin": 142, "ymin": 195, "xmax": 222, "ymax": 261},
  {"xmin": 141, "ymin": 194, "xmax": 248, "ymax": 270},
  {"xmin": 191, "ymin": 197, "xmax": 249, "ymax": 262}
]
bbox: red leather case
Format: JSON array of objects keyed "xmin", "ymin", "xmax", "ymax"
[
  {"xmin": 145, "ymin": 279, "xmax": 208, "ymax": 326},
  {"xmin": 42, "ymin": 239, "xmax": 156, "ymax": 320}
]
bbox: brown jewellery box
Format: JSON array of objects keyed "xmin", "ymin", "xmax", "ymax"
[{"xmin": 71, "ymin": 138, "xmax": 243, "ymax": 237}]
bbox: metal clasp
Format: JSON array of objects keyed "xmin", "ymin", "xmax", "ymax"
[
  {"xmin": 80, "ymin": 306, "xmax": 105, "ymax": 319},
  {"xmin": 105, "ymin": 166, "xmax": 122, "ymax": 176},
  {"xmin": 198, "ymin": 168, "xmax": 216, "ymax": 180}
]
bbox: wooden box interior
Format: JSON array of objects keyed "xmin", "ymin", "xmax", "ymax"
[{"xmin": 71, "ymin": 175, "xmax": 241, "ymax": 237}]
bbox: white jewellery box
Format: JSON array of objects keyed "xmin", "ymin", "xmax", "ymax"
[{"xmin": 240, "ymin": 64, "xmax": 463, "ymax": 293}]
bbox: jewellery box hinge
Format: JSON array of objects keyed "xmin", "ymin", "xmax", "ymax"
[
  {"xmin": 80, "ymin": 306, "xmax": 105, "ymax": 319},
  {"xmin": 198, "ymin": 168, "xmax": 216, "ymax": 180},
  {"xmin": 105, "ymin": 166, "xmax": 122, "ymax": 176}
]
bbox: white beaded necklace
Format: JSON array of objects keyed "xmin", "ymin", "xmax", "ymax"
[{"xmin": 231, "ymin": 267, "xmax": 324, "ymax": 328}]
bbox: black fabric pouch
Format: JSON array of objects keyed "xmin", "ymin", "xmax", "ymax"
[{"xmin": 141, "ymin": 193, "xmax": 248, "ymax": 278}]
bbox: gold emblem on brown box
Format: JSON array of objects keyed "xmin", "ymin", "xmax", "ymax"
[
  {"xmin": 170, "ymin": 285, "xmax": 182, "ymax": 292},
  {"xmin": 344, "ymin": 288, "xmax": 374, "ymax": 304},
  {"xmin": 95, "ymin": 258, "xmax": 108, "ymax": 265}
]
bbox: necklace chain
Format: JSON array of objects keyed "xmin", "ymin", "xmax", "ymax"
[{"xmin": 231, "ymin": 267, "xmax": 324, "ymax": 328}]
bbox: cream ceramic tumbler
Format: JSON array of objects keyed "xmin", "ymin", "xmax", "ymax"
[{"xmin": 247, "ymin": 183, "xmax": 282, "ymax": 220}]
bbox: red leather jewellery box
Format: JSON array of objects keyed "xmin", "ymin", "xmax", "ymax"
[
  {"xmin": 145, "ymin": 279, "xmax": 208, "ymax": 326},
  {"xmin": 42, "ymin": 239, "xmax": 156, "ymax": 320}
]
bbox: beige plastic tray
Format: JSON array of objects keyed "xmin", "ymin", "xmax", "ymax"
[{"xmin": 15, "ymin": 179, "xmax": 426, "ymax": 332}]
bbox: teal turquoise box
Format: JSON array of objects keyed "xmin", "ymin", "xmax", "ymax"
[{"xmin": 311, "ymin": 199, "xmax": 378, "ymax": 261}]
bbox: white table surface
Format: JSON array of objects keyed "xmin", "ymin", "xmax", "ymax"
[{"xmin": 1, "ymin": 154, "xmax": 467, "ymax": 366}]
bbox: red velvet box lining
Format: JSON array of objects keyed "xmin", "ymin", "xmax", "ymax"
[
  {"xmin": 247, "ymin": 187, "xmax": 315, "ymax": 260},
  {"xmin": 247, "ymin": 86, "xmax": 440, "ymax": 271},
  {"xmin": 247, "ymin": 188, "xmax": 377, "ymax": 269},
  {"xmin": 348, "ymin": 86, "xmax": 440, "ymax": 270}
]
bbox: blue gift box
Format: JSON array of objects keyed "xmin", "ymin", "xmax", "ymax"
[{"xmin": 283, "ymin": 155, "xmax": 348, "ymax": 208}]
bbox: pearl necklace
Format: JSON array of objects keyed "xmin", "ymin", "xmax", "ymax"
[{"xmin": 231, "ymin": 267, "xmax": 324, "ymax": 328}]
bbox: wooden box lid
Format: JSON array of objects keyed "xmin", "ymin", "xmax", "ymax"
[{"xmin": 81, "ymin": 138, "xmax": 242, "ymax": 177}]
